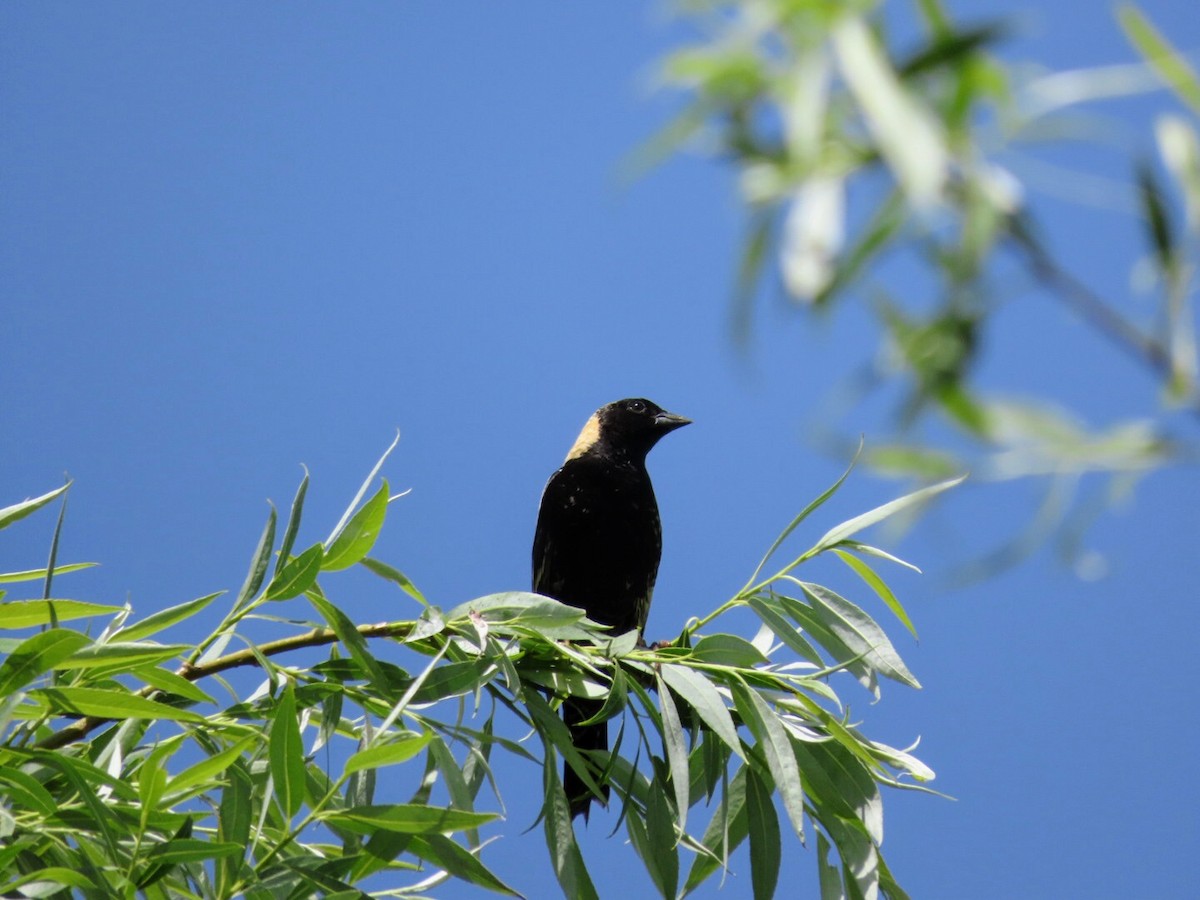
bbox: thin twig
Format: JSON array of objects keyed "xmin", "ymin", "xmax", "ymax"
[{"xmin": 34, "ymin": 619, "xmax": 415, "ymax": 751}]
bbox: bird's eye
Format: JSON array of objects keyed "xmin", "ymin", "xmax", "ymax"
[{"xmin": 628, "ymin": 400, "xmax": 647, "ymax": 413}]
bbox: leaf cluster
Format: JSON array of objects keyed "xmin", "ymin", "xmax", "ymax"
[{"xmin": 0, "ymin": 447, "xmax": 946, "ymax": 899}]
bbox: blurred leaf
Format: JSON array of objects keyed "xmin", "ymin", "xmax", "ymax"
[
  {"xmin": 1119, "ymin": 4, "xmax": 1200, "ymax": 114},
  {"xmin": 731, "ymin": 210, "xmax": 776, "ymax": 346},
  {"xmin": 0, "ymin": 484, "xmax": 70, "ymax": 532},
  {"xmin": 1137, "ymin": 160, "xmax": 1176, "ymax": 275},
  {"xmin": 270, "ymin": 681, "xmax": 306, "ymax": 818},
  {"xmin": 0, "ymin": 629, "xmax": 91, "ymax": 695}
]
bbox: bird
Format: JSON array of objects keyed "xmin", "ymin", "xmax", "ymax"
[{"xmin": 532, "ymin": 397, "xmax": 691, "ymax": 820}]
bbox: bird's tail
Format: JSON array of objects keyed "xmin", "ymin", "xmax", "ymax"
[{"xmin": 563, "ymin": 696, "xmax": 608, "ymax": 821}]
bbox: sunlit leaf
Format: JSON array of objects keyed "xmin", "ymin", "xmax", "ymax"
[
  {"xmin": 0, "ymin": 484, "xmax": 70, "ymax": 532},
  {"xmin": 0, "ymin": 599, "xmax": 122, "ymax": 630},
  {"xmin": 323, "ymin": 481, "xmax": 389, "ymax": 571},
  {"xmin": 0, "ymin": 629, "xmax": 91, "ymax": 695},
  {"xmin": 270, "ymin": 681, "xmax": 305, "ymax": 818}
]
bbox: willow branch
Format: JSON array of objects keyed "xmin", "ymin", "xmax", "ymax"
[{"xmin": 35, "ymin": 619, "xmax": 415, "ymax": 751}]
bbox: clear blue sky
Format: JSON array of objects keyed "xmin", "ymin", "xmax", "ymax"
[{"xmin": 3, "ymin": 3, "xmax": 1198, "ymax": 898}]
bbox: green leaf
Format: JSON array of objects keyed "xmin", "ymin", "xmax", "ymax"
[
  {"xmin": 29, "ymin": 685, "xmax": 207, "ymax": 721},
  {"xmin": 659, "ymin": 663, "xmax": 743, "ymax": 760},
  {"xmin": 830, "ymin": 549, "xmax": 918, "ymax": 638},
  {"xmin": 325, "ymin": 431, "xmax": 400, "ymax": 547},
  {"xmin": 0, "ymin": 563, "xmax": 97, "ymax": 585},
  {"xmin": 0, "ymin": 766, "xmax": 58, "ymax": 816},
  {"xmin": 360, "ymin": 556, "xmax": 427, "ymax": 605},
  {"xmin": 746, "ymin": 595, "xmax": 824, "ymax": 666},
  {"xmin": 110, "ymin": 592, "xmax": 222, "ymax": 641},
  {"xmin": 323, "ymin": 480, "xmax": 389, "ymax": 571},
  {"xmin": 144, "ymin": 839, "xmax": 245, "ymax": 865},
  {"xmin": 55, "ymin": 641, "xmax": 189, "ymax": 672},
  {"xmin": 683, "ymin": 765, "xmax": 750, "ymax": 894},
  {"xmin": 321, "ymin": 803, "xmax": 497, "ymax": 835},
  {"xmin": 132, "ymin": 664, "xmax": 215, "ymax": 704},
  {"xmin": 542, "ymin": 744, "xmax": 599, "ymax": 900},
  {"xmin": 689, "ymin": 633, "xmax": 769, "ymax": 667},
  {"xmin": 745, "ymin": 764, "xmax": 782, "ymax": 900},
  {"xmin": 407, "ymin": 834, "xmax": 522, "ymax": 896},
  {"xmin": 275, "ymin": 467, "xmax": 310, "ymax": 577},
  {"xmin": 0, "ymin": 599, "xmax": 122, "ymax": 630},
  {"xmin": 817, "ymin": 830, "xmax": 844, "ymax": 900},
  {"xmin": 801, "ymin": 583, "xmax": 921, "ymax": 689},
  {"xmin": 264, "ymin": 543, "xmax": 324, "ymax": 601},
  {"xmin": 729, "ymin": 680, "xmax": 806, "ymax": 840},
  {"xmin": 657, "ymin": 671, "xmax": 691, "ymax": 833},
  {"xmin": 0, "ymin": 484, "xmax": 70, "ymax": 532},
  {"xmin": 814, "ymin": 475, "xmax": 965, "ymax": 552},
  {"xmin": 270, "ymin": 681, "xmax": 305, "ymax": 818},
  {"xmin": 166, "ymin": 736, "xmax": 258, "ymax": 799},
  {"xmin": 626, "ymin": 807, "xmax": 672, "ymax": 900},
  {"xmin": 0, "ymin": 629, "xmax": 91, "ymax": 694},
  {"xmin": 235, "ymin": 505, "xmax": 277, "ymax": 608},
  {"xmin": 0, "ymin": 867, "xmax": 95, "ymax": 895},
  {"xmin": 307, "ymin": 592, "xmax": 391, "ymax": 696},
  {"xmin": 345, "ymin": 731, "xmax": 433, "ymax": 775},
  {"xmin": 216, "ymin": 761, "xmax": 252, "ymax": 895}
]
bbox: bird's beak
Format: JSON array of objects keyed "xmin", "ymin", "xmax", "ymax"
[{"xmin": 654, "ymin": 411, "xmax": 692, "ymax": 432}]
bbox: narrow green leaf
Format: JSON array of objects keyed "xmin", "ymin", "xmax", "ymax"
[
  {"xmin": 830, "ymin": 549, "xmax": 918, "ymax": 638},
  {"xmin": 657, "ymin": 671, "xmax": 692, "ymax": 833},
  {"xmin": 307, "ymin": 592, "xmax": 391, "ymax": 696},
  {"xmin": 144, "ymin": 839, "xmax": 245, "ymax": 865},
  {"xmin": 235, "ymin": 505, "xmax": 277, "ymax": 609},
  {"xmin": 683, "ymin": 765, "xmax": 750, "ymax": 894},
  {"xmin": 729, "ymin": 680, "xmax": 806, "ymax": 840},
  {"xmin": 743, "ymin": 448, "xmax": 859, "ymax": 591},
  {"xmin": 0, "ymin": 867, "xmax": 95, "ymax": 895},
  {"xmin": 0, "ymin": 629, "xmax": 91, "ymax": 694},
  {"xmin": 626, "ymin": 807, "xmax": 673, "ymax": 900},
  {"xmin": 264, "ymin": 543, "xmax": 324, "ymax": 601},
  {"xmin": 407, "ymin": 834, "xmax": 522, "ymax": 896},
  {"xmin": 270, "ymin": 681, "xmax": 305, "ymax": 818},
  {"xmin": 660, "ymin": 664, "xmax": 743, "ymax": 761},
  {"xmin": 167, "ymin": 736, "xmax": 258, "ymax": 799},
  {"xmin": 814, "ymin": 476, "xmax": 965, "ymax": 552},
  {"xmin": 817, "ymin": 830, "xmax": 844, "ymax": 900},
  {"xmin": 110, "ymin": 592, "xmax": 222, "ymax": 641},
  {"xmin": 29, "ymin": 686, "xmax": 206, "ymax": 721},
  {"xmin": 645, "ymin": 777, "xmax": 681, "ymax": 898},
  {"xmin": 360, "ymin": 556, "xmax": 427, "ymax": 605},
  {"xmin": 0, "ymin": 563, "xmax": 97, "ymax": 585},
  {"xmin": 345, "ymin": 731, "xmax": 433, "ymax": 775},
  {"xmin": 216, "ymin": 761, "xmax": 252, "ymax": 895},
  {"xmin": 0, "ymin": 484, "xmax": 70, "ymax": 532},
  {"xmin": 325, "ymin": 431, "xmax": 400, "ymax": 547},
  {"xmin": 747, "ymin": 595, "xmax": 825, "ymax": 666},
  {"xmin": 0, "ymin": 599, "xmax": 122, "ymax": 630},
  {"xmin": 0, "ymin": 767, "xmax": 58, "ymax": 816},
  {"xmin": 323, "ymin": 480, "xmax": 389, "ymax": 571},
  {"xmin": 275, "ymin": 467, "xmax": 310, "ymax": 577},
  {"xmin": 55, "ymin": 641, "xmax": 189, "ymax": 672},
  {"xmin": 542, "ymin": 742, "xmax": 600, "ymax": 900},
  {"xmin": 321, "ymin": 803, "xmax": 497, "ymax": 835},
  {"xmin": 132, "ymin": 664, "xmax": 215, "ymax": 704},
  {"xmin": 801, "ymin": 583, "xmax": 921, "ymax": 689},
  {"xmin": 745, "ymin": 764, "xmax": 782, "ymax": 900}
]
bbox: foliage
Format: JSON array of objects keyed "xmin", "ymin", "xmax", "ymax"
[
  {"xmin": 0, "ymin": 443, "xmax": 947, "ymax": 899},
  {"xmin": 650, "ymin": 0, "xmax": 1200, "ymax": 572}
]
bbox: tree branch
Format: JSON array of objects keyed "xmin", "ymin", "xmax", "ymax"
[{"xmin": 34, "ymin": 619, "xmax": 416, "ymax": 751}]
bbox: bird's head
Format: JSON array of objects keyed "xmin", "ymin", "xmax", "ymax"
[{"xmin": 566, "ymin": 398, "xmax": 691, "ymax": 463}]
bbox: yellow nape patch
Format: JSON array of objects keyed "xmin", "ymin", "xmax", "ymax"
[{"xmin": 565, "ymin": 412, "xmax": 601, "ymax": 461}]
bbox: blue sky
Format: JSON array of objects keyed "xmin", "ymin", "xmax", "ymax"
[{"xmin": 3, "ymin": 2, "xmax": 1198, "ymax": 898}]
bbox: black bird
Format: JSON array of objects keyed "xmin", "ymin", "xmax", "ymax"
[{"xmin": 532, "ymin": 398, "xmax": 691, "ymax": 820}]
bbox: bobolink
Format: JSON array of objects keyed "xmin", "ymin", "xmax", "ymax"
[{"xmin": 532, "ymin": 397, "xmax": 690, "ymax": 820}]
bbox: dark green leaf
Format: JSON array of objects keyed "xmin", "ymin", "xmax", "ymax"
[
  {"xmin": 541, "ymin": 743, "xmax": 599, "ymax": 900},
  {"xmin": 660, "ymin": 664, "xmax": 743, "ymax": 761},
  {"xmin": 307, "ymin": 592, "xmax": 391, "ymax": 697},
  {"xmin": 407, "ymin": 834, "xmax": 522, "ymax": 896},
  {"xmin": 144, "ymin": 839, "xmax": 245, "ymax": 864},
  {"xmin": 745, "ymin": 764, "xmax": 782, "ymax": 900},
  {"xmin": 729, "ymin": 680, "xmax": 806, "ymax": 840},
  {"xmin": 322, "ymin": 804, "xmax": 497, "ymax": 835}
]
